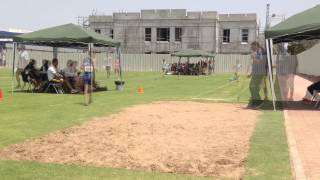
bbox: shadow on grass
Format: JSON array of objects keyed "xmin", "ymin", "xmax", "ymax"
[{"xmin": 246, "ymin": 100, "xmax": 320, "ymax": 111}]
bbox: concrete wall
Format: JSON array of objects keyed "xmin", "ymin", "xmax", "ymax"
[
  {"xmin": 218, "ymin": 14, "xmax": 257, "ymax": 54},
  {"xmin": 88, "ymin": 9, "xmax": 257, "ymax": 54},
  {"xmin": 4, "ymin": 48, "xmax": 296, "ymax": 73}
]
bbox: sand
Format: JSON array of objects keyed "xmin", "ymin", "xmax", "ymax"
[{"xmin": 0, "ymin": 101, "xmax": 260, "ymax": 179}]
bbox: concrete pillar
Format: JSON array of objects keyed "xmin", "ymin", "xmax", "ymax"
[
  {"xmin": 170, "ymin": 27, "xmax": 175, "ymax": 43},
  {"xmin": 53, "ymin": 47, "xmax": 58, "ymax": 59},
  {"xmin": 151, "ymin": 27, "xmax": 157, "ymax": 42}
]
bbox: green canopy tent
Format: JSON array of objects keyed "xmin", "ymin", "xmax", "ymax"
[
  {"xmin": 14, "ymin": 23, "xmax": 120, "ymax": 47},
  {"xmin": 172, "ymin": 49, "xmax": 215, "ymax": 58},
  {"xmin": 264, "ymin": 4, "xmax": 320, "ymax": 111},
  {"xmin": 171, "ymin": 49, "xmax": 215, "ymax": 76},
  {"xmin": 11, "ymin": 23, "xmax": 122, "ymax": 97},
  {"xmin": 265, "ymin": 5, "xmax": 320, "ymax": 43}
]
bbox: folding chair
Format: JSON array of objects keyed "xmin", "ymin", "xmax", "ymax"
[
  {"xmin": 312, "ymin": 90, "xmax": 320, "ymax": 109},
  {"xmin": 21, "ymin": 71, "xmax": 34, "ymax": 93},
  {"xmin": 44, "ymin": 82, "xmax": 64, "ymax": 94}
]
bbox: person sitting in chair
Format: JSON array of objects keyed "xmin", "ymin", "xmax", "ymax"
[
  {"xmin": 39, "ymin": 59, "xmax": 50, "ymax": 81},
  {"xmin": 24, "ymin": 59, "xmax": 41, "ymax": 88},
  {"xmin": 302, "ymin": 80, "xmax": 320, "ymax": 104},
  {"xmin": 63, "ymin": 60, "xmax": 79, "ymax": 93},
  {"xmin": 47, "ymin": 58, "xmax": 63, "ymax": 84}
]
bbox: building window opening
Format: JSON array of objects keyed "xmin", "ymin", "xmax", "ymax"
[
  {"xmin": 223, "ymin": 29, "xmax": 230, "ymax": 43},
  {"xmin": 157, "ymin": 28, "xmax": 170, "ymax": 42},
  {"xmin": 95, "ymin": 29, "xmax": 101, "ymax": 34},
  {"xmin": 145, "ymin": 28, "xmax": 152, "ymax": 41},
  {"xmin": 241, "ymin": 29, "xmax": 249, "ymax": 43},
  {"xmin": 175, "ymin": 28, "xmax": 182, "ymax": 42},
  {"xmin": 110, "ymin": 29, "xmax": 114, "ymax": 39}
]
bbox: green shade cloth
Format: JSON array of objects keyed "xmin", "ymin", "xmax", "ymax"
[
  {"xmin": 171, "ymin": 49, "xmax": 215, "ymax": 58},
  {"xmin": 265, "ymin": 5, "xmax": 320, "ymax": 43},
  {"xmin": 14, "ymin": 23, "xmax": 120, "ymax": 47}
]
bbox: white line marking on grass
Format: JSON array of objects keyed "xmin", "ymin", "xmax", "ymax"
[
  {"xmin": 284, "ymin": 110, "xmax": 307, "ymax": 180},
  {"xmin": 191, "ymin": 97, "xmax": 236, "ymax": 102},
  {"xmin": 231, "ymin": 86, "xmax": 250, "ymax": 101},
  {"xmin": 194, "ymin": 78, "xmax": 250, "ymax": 102},
  {"xmin": 194, "ymin": 81, "xmax": 235, "ymax": 98}
]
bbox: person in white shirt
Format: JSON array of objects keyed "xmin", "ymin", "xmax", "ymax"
[
  {"xmin": 47, "ymin": 58, "xmax": 63, "ymax": 84},
  {"xmin": 16, "ymin": 45, "xmax": 29, "ymax": 88}
]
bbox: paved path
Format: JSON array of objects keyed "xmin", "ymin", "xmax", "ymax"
[{"xmin": 283, "ymin": 75, "xmax": 320, "ymax": 180}]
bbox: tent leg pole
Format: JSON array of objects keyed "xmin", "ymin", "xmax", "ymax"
[
  {"xmin": 88, "ymin": 43, "xmax": 93, "ymax": 104},
  {"xmin": 270, "ymin": 38, "xmax": 277, "ymax": 104},
  {"xmin": 11, "ymin": 42, "xmax": 17, "ymax": 96},
  {"xmin": 91, "ymin": 43, "xmax": 94, "ymax": 98},
  {"xmin": 266, "ymin": 39, "xmax": 277, "ymax": 111},
  {"xmin": 117, "ymin": 47, "xmax": 123, "ymax": 80},
  {"xmin": 178, "ymin": 57, "xmax": 181, "ymax": 78},
  {"xmin": 106, "ymin": 48, "xmax": 109, "ymax": 78},
  {"xmin": 53, "ymin": 47, "xmax": 58, "ymax": 59}
]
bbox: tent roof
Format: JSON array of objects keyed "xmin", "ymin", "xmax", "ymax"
[
  {"xmin": 265, "ymin": 5, "xmax": 320, "ymax": 43},
  {"xmin": 0, "ymin": 31, "xmax": 22, "ymax": 38},
  {"xmin": 171, "ymin": 49, "xmax": 215, "ymax": 58},
  {"xmin": 14, "ymin": 23, "xmax": 120, "ymax": 48}
]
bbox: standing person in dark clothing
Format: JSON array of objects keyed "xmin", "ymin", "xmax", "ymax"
[{"xmin": 247, "ymin": 42, "xmax": 268, "ymax": 109}]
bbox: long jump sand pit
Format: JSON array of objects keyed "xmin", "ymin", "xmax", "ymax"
[{"xmin": 0, "ymin": 101, "xmax": 260, "ymax": 179}]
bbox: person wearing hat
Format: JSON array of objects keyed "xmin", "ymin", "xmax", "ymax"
[{"xmin": 16, "ymin": 44, "xmax": 30, "ymax": 88}]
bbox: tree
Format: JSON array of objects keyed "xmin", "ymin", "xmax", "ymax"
[{"xmin": 287, "ymin": 40, "xmax": 319, "ymax": 55}]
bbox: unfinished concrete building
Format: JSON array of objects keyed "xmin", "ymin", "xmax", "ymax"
[{"xmin": 88, "ymin": 9, "xmax": 258, "ymax": 54}]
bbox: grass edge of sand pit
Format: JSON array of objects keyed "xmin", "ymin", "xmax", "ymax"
[
  {"xmin": 0, "ymin": 101, "xmax": 260, "ymax": 179},
  {"xmin": 0, "ymin": 106, "xmax": 293, "ymax": 180},
  {"xmin": 244, "ymin": 110, "xmax": 292, "ymax": 180}
]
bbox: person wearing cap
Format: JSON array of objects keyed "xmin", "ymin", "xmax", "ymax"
[{"xmin": 16, "ymin": 45, "xmax": 30, "ymax": 88}]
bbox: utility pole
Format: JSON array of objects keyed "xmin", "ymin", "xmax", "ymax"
[{"xmin": 265, "ymin": 3, "xmax": 271, "ymax": 30}]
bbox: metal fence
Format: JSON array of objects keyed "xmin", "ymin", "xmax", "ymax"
[{"xmin": 2, "ymin": 48, "xmax": 297, "ymax": 73}]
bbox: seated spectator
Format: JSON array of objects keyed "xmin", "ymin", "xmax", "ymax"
[
  {"xmin": 40, "ymin": 59, "xmax": 50, "ymax": 72},
  {"xmin": 63, "ymin": 60, "xmax": 79, "ymax": 93},
  {"xmin": 47, "ymin": 58, "xmax": 63, "ymax": 84},
  {"xmin": 302, "ymin": 80, "xmax": 320, "ymax": 104},
  {"xmin": 40, "ymin": 59, "xmax": 50, "ymax": 81},
  {"xmin": 24, "ymin": 59, "xmax": 41, "ymax": 88},
  {"xmin": 71, "ymin": 60, "xmax": 83, "ymax": 92},
  {"xmin": 72, "ymin": 60, "xmax": 81, "ymax": 76}
]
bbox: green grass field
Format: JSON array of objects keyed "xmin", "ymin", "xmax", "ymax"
[{"xmin": 0, "ymin": 69, "xmax": 292, "ymax": 180}]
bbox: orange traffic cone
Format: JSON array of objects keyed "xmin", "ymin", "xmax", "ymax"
[
  {"xmin": 0, "ymin": 88, "xmax": 3, "ymax": 102},
  {"xmin": 138, "ymin": 85, "xmax": 144, "ymax": 95}
]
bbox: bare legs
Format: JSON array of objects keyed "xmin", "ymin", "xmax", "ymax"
[{"xmin": 84, "ymin": 84, "xmax": 92, "ymax": 106}]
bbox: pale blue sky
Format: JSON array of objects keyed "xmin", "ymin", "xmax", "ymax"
[{"xmin": 1, "ymin": 0, "xmax": 319, "ymax": 31}]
